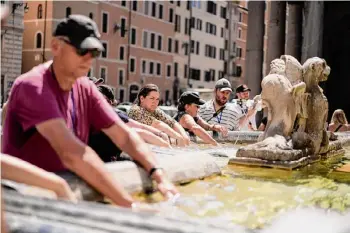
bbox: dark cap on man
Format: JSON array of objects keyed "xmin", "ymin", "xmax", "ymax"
[
  {"xmin": 89, "ymin": 76, "xmax": 104, "ymax": 85},
  {"xmin": 215, "ymin": 78, "xmax": 232, "ymax": 92},
  {"xmin": 179, "ymin": 91, "xmax": 206, "ymax": 105},
  {"xmin": 236, "ymin": 84, "xmax": 251, "ymax": 93},
  {"xmin": 54, "ymin": 14, "xmax": 104, "ymax": 52}
]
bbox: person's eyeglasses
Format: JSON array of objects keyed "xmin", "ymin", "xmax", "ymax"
[{"xmin": 59, "ymin": 38, "xmax": 101, "ymax": 58}]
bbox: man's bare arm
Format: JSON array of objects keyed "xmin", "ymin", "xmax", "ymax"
[{"xmin": 36, "ymin": 119, "xmax": 134, "ymax": 207}]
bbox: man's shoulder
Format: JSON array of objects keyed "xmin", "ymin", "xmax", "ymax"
[{"xmin": 200, "ymin": 100, "xmax": 214, "ymax": 109}]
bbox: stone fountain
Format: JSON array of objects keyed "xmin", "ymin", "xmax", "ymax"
[{"xmin": 232, "ymin": 55, "xmax": 346, "ymax": 169}]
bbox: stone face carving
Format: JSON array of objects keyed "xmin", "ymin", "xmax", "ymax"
[{"xmin": 237, "ymin": 56, "xmax": 333, "ymax": 162}]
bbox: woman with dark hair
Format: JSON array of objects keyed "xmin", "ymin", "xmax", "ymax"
[
  {"xmin": 128, "ymin": 84, "xmax": 190, "ymax": 146},
  {"xmin": 89, "ymin": 85, "xmax": 172, "ymax": 162},
  {"xmin": 174, "ymin": 92, "xmax": 227, "ymax": 146}
]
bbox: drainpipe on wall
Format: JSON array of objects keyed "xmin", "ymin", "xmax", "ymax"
[
  {"xmin": 42, "ymin": 0, "xmax": 47, "ymax": 62},
  {"xmin": 126, "ymin": 1, "xmax": 132, "ymax": 81}
]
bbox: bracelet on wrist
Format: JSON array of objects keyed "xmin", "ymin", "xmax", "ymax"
[{"xmin": 149, "ymin": 167, "xmax": 163, "ymax": 178}]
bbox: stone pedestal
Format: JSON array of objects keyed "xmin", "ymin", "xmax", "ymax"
[
  {"xmin": 286, "ymin": 3, "xmax": 303, "ymax": 61},
  {"xmin": 245, "ymin": 1, "xmax": 265, "ymax": 96},
  {"xmin": 266, "ymin": 1, "xmax": 286, "ymax": 72}
]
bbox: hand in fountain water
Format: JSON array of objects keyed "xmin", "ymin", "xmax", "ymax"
[
  {"xmin": 151, "ymin": 169, "xmax": 179, "ymax": 200},
  {"xmin": 131, "ymin": 202, "xmax": 159, "ymax": 213},
  {"xmin": 212, "ymin": 125, "xmax": 228, "ymax": 137}
]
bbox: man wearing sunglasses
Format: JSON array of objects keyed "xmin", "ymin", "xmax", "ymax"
[{"xmin": 2, "ymin": 15, "xmax": 178, "ymax": 208}]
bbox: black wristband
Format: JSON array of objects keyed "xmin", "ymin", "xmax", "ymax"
[{"xmin": 149, "ymin": 167, "xmax": 162, "ymax": 177}]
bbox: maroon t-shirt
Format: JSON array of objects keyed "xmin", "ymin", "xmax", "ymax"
[{"xmin": 2, "ymin": 62, "xmax": 119, "ymax": 172}]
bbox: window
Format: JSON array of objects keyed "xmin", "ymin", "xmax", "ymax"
[
  {"xmin": 236, "ymin": 66, "xmax": 242, "ymax": 77},
  {"xmin": 190, "ymin": 17, "xmax": 195, "ymax": 28},
  {"xmin": 174, "ymin": 15, "xmax": 181, "ymax": 32},
  {"xmin": 102, "ymin": 12, "xmax": 108, "ymax": 33},
  {"xmin": 141, "ymin": 60, "xmax": 147, "ymax": 74},
  {"xmin": 119, "ymin": 46, "xmax": 124, "ymax": 60},
  {"xmin": 35, "ymin": 32, "xmax": 42, "ymax": 48},
  {"xmin": 174, "ymin": 40, "xmax": 179, "ymax": 53},
  {"xmin": 131, "ymin": 28, "xmax": 136, "ymax": 45},
  {"xmin": 190, "ymin": 68, "xmax": 200, "ymax": 80},
  {"xmin": 206, "ymin": 1, "xmax": 217, "ymax": 15},
  {"xmin": 149, "ymin": 62, "xmax": 154, "ymax": 74},
  {"xmin": 170, "ymin": 0, "xmax": 174, "ymax": 3},
  {"xmin": 238, "ymin": 28, "xmax": 242, "ymax": 39},
  {"xmin": 190, "ymin": 40, "xmax": 195, "ymax": 53},
  {"xmin": 119, "ymin": 89, "xmax": 125, "ymax": 102},
  {"xmin": 221, "ymin": 27, "xmax": 224, "ymax": 37},
  {"xmin": 205, "ymin": 71, "xmax": 211, "ymax": 82},
  {"xmin": 100, "ymin": 67, "xmax": 107, "ymax": 81},
  {"xmin": 143, "ymin": 31, "xmax": 148, "ymax": 48},
  {"xmin": 187, "ymin": 0, "xmax": 190, "ymax": 10},
  {"xmin": 150, "ymin": 33, "xmax": 155, "ymax": 49},
  {"xmin": 174, "ymin": 62, "xmax": 178, "ymax": 77},
  {"xmin": 184, "ymin": 65, "xmax": 188, "ymax": 78},
  {"xmin": 236, "ymin": 47, "xmax": 242, "ymax": 58},
  {"xmin": 89, "ymin": 12, "xmax": 93, "ymax": 19},
  {"xmin": 144, "ymin": 0, "xmax": 149, "ymax": 15},
  {"xmin": 169, "ymin": 8, "xmax": 174, "ymax": 23},
  {"xmin": 166, "ymin": 64, "xmax": 171, "ymax": 77},
  {"xmin": 120, "ymin": 18, "xmax": 126, "ymax": 37},
  {"xmin": 220, "ymin": 6, "xmax": 226, "ymax": 19},
  {"xmin": 219, "ymin": 71, "xmax": 224, "ymax": 79},
  {"xmin": 185, "ymin": 18, "xmax": 189, "ymax": 35},
  {"xmin": 177, "ymin": 0, "xmax": 180, "ymax": 7},
  {"xmin": 151, "ymin": 2, "xmax": 156, "ymax": 17},
  {"xmin": 196, "ymin": 19, "xmax": 202, "ymax": 31},
  {"xmin": 37, "ymin": 4, "xmax": 43, "ymax": 19},
  {"xmin": 66, "ymin": 7, "xmax": 71, "ymax": 17},
  {"xmin": 158, "ymin": 4, "xmax": 163, "ymax": 19},
  {"xmin": 196, "ymin": 41, "xmax": 199, "ymax": 55},
  {"xmin": 156, "ymin": 63, "xmax": 161, "ymax": 76},
  {"xmin": 130, "ymin": 58, "xmax": 136, "ymax": 73},
  {"xmin": 220, "ymin": 48, "xmax": 225, "ymax": 60},
  {"xmin": 167, "ymin": 38, "xmax": 172, "ymax": 53},
  {"xmin": 132, "ymin": 0, "xmax": 137, "ymax": 11},
  {"xmin": 205, "ymin": 22, "xmax": 216, "ymax": 35},
  {"xmin": 157, "ymin": 35, "xmax": 162, "ymax": 51},
  {"xmin": 205, "ymin": 44, "xmax": 216, "ymax": 59},
  {"xmin": 102, "ymin": 42, "xmax": 107, "ymax": 58},
  {"xmin": 239, "ymin": 12, "xmax": 242, "ymax": 22},
  {"xmin": 121, "ymin": 0, "xmax": 126, "ymax": 7},
  {"xmin": 119, "ymin": 69, "xmax": 124, "ymax": 85}
]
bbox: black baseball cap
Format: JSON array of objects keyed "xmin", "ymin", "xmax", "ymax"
[
  {"xmin": 236, "ymin": 84, "xmax": 251, "ymax": 93},
  {"xmin": 98, "ymin": 85, "xmax": 115, "ymax": 102},
  {"xmin": 179, "ymin": 91, "xmax": 206, "ymax": 105},
  {"xmin": 54, "ymin": 14, "xmax": 104, "ymax": 52},
  {"xmin": 215, "ymin": 78, "xmax": 232, "ymax": 92}
]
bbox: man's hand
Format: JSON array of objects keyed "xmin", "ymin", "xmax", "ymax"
[
  {"xmin": 212, "ymin": 124, "xmax": 228, "ymax": 136},
  {"xmin": 151, "ymin": 169, "xmax": 179, "ymax": 199}
]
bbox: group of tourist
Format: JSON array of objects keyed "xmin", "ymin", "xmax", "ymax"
[{"xmin": 2, "ymin": 11, "xmax": 350, "ymax": 233}]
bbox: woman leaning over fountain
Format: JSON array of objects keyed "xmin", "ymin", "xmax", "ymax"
[
  {"xmin": 128, "ymin": 84, "xmax": 190, "ymax": 146},
  {"xmin": 174, "ymin": 92, "xmax": 227, "ymax": 146}
]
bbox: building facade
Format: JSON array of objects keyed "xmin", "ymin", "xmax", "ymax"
[
  {"xmin": 21, "ymin": 0, "xmax": 239, "ymax": 104},
  {"xmin": 1, "ymin": 1, "xmax": 25, "ymax": 106}
]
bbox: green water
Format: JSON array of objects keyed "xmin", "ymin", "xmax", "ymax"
[{"xmin": 135, "ymin": 147, "xmax": 350, "ymax": 229}]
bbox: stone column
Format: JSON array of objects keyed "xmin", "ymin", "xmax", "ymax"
[
  {"xmin": 301, "ymin": 1, "xmax": 324, "ymax": 63},
  {"xmin": 266, "ymin": 1, "xmax": 286, "ymax": 72},
  {"xmin": 286, "ymin": 2, "xmax": 303, "ymax": 61},
  {"xmin": 245, "ymin": 1, "xmax": 265, "ymax": 96}
]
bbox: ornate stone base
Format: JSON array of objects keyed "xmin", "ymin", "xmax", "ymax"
[{"xmin": 230, "ymin": 139, "xmax": 346, "ymax": 170}]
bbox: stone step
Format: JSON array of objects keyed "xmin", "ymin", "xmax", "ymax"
[{"xmin": 3, "ymin": 191, "xmax": 250, "ymax": 233}]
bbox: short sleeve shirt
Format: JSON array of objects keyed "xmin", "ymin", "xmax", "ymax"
[
  {"xmin": 198, "ymin": 99, "xmax": 240, "ymax": 131},
  {"xmin": 128, "ymin": 105, "xmax": 175, "ymax": 128},
  {"xmin": 2, "ymin": 62, "xmax": 119, "ymax": 172}
]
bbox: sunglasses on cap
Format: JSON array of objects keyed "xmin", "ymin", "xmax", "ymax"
[{"xmin": 59, "ymin": 38, "xmax": 101, "ymax": 58}]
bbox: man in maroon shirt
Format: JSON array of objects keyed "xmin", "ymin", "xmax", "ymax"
[{"xmin": 2, "ymin": 14, "xmax": 177, "ymax": 207}]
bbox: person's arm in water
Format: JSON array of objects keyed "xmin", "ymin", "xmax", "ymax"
[
  {"xmin": 133, "ymin": 128, "xmax": 171, "ymax": 148},
  {"xmin": 172, "ymin": 122, "xmax": 191, "ymax": 146},
  {"xmin": 197, "ymin": 117, "xmax": 228, "ymax": 136},
  {"xmin": 127, "ymin": 118, "xmax": 169, "ymax": 143},
  {"xmin": 179, "ymin": 115, "xmax": 218, "ymax": 146},
  {"xmin": 151, "ymin": 119, "xmax": 183, "ymax": 142},
  {"xmin": 1, "ymin": 154, "xmax": 76, "ymax": 201}
]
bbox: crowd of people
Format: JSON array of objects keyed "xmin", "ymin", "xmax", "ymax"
[{"xmin": 1, "ymin": 12, "xmax": 349, "ymax": 233}]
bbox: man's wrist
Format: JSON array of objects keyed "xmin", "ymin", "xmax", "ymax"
[{"xmin": 149, "ymin": 168, "xmax": 165, "ymax": 183}]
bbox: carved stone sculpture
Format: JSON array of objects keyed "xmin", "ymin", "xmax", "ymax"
[{"xmin": 236, "ymin": 56, "xmax": 334, "ymax": 164}]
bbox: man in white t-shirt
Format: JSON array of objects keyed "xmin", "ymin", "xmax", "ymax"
[{"xmin": 231, "ymin": 84, "xmax": 261, "ymax": 131}]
